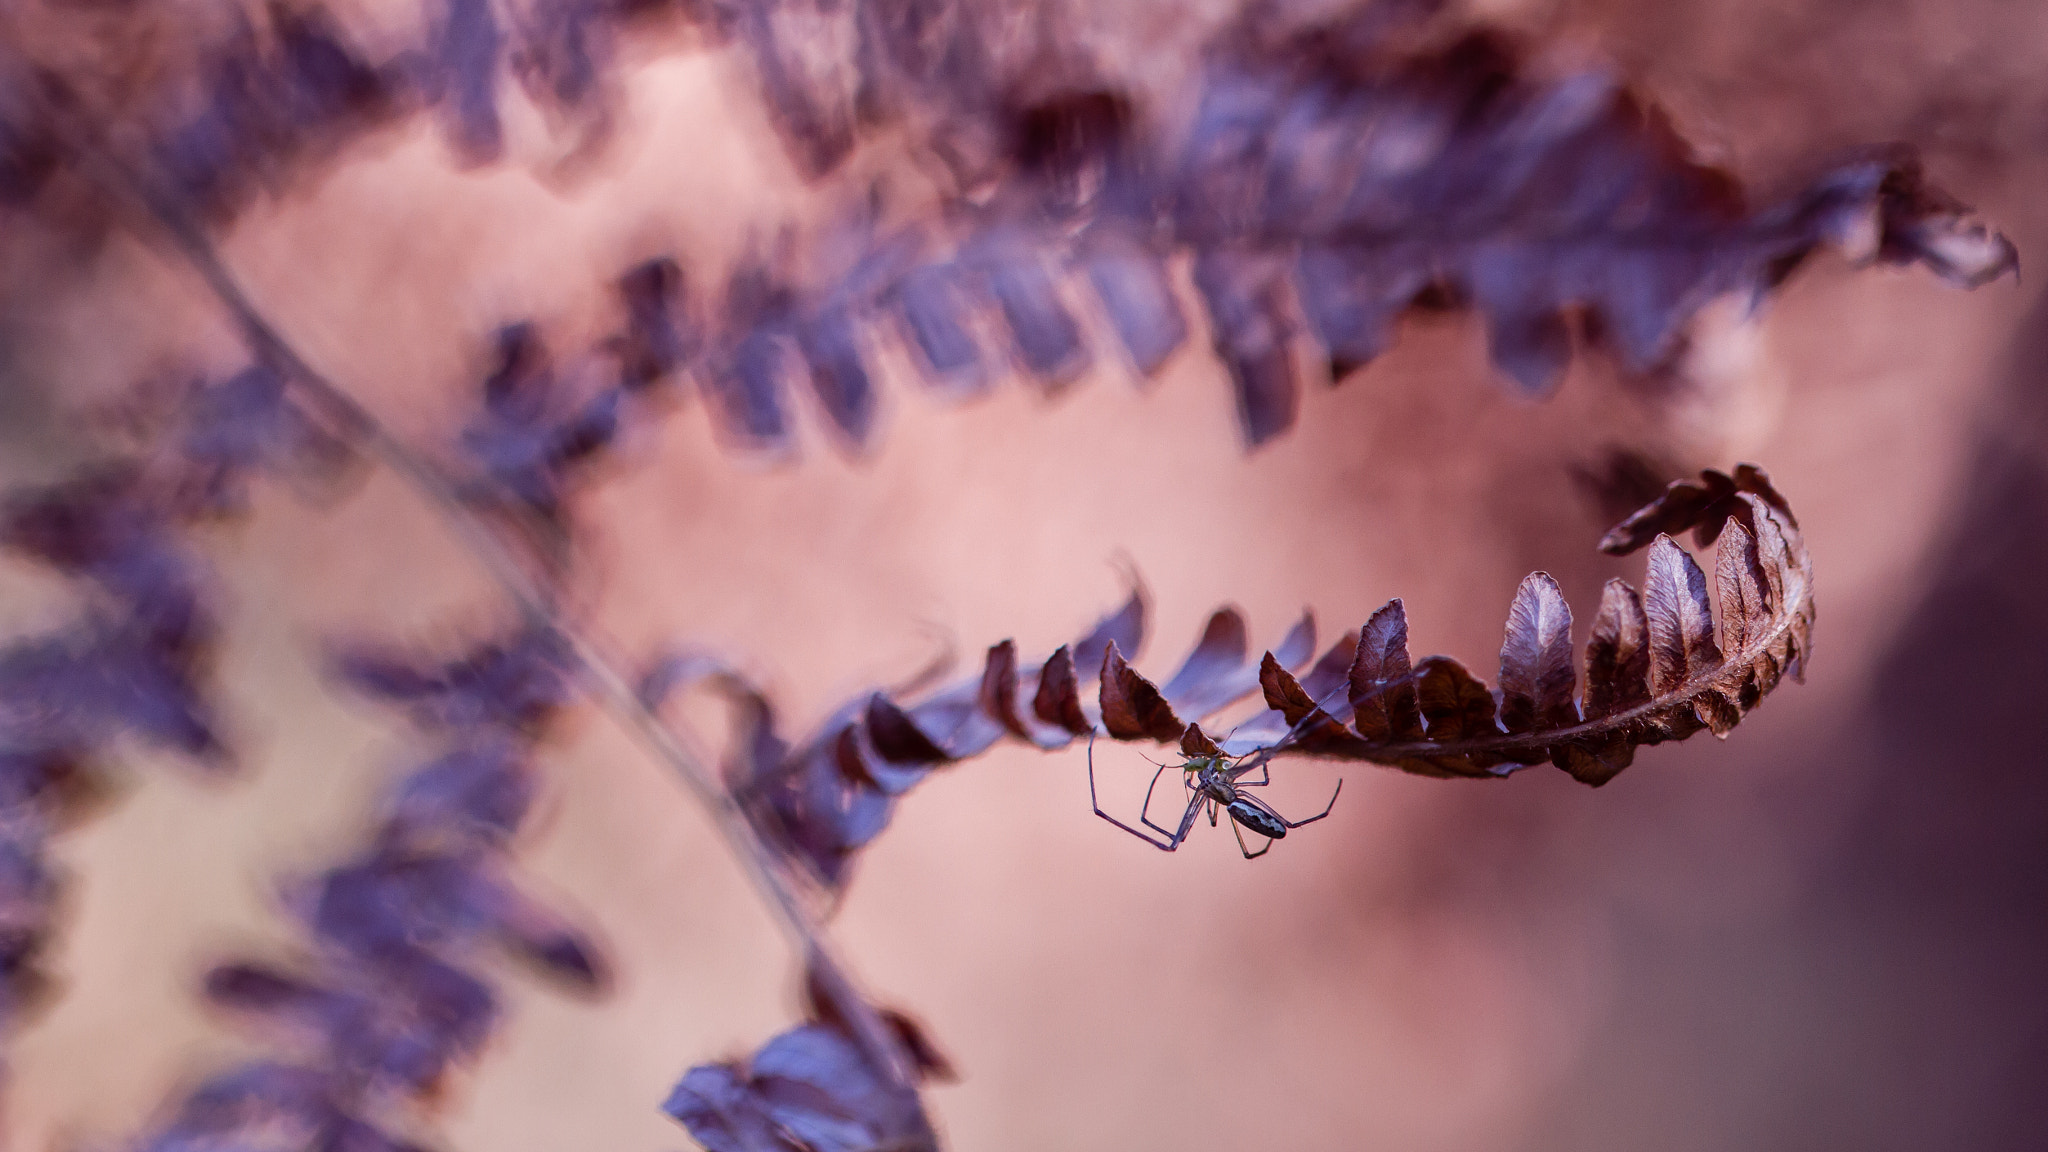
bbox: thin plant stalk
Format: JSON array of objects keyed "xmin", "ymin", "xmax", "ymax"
[{"xmin": 36, "ymin": 89, "xmax": 918, "ymax": 1090}]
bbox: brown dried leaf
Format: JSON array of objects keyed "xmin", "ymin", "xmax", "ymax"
[
  {"xmin": 1031, "ymin": 644, "xmax": 1090, "ymax": 736},
  {"xmin": 1599, "ymin": 464, "xmax": 1794, "ymax": 554},
  {"xmin": 864, "ymin": 693, "xmax": 950, "ymax": 765},
  {"xmin": 1224, "ymin": 468, "xmax": 1813, "ymax": 789},
  {"xmin": 1713, "ymin": 518, "xmax": 1770, "ymax": 712},
  {"xmin": 1498, "ymin": 572, "xmax": 1577, "ymax": 734},
  {"xmin": 1582, "ymin": 579, "xmax": 1651, "ymax": 721},
  {"xmin": 1642, "ymin": 535, "xmax": 1722, "ymax": 697},
  {"xmin": 1098, "ymin": 640, "xmax": 1186, "ymax": 742},
  {"xmin": 978, "ymin": 638, "xmax": 1026, "ymax": 736},
  {"xmin": 1257, "ymin": 652, "xmax": 1378, "ymax": 757},
  {"xmin": 1349, "ymin": 599, "xmax": 1424, "ymax": 742},
  {"xmin": 1414, "ymin": 656, "xmax": 1501, "ymax": 745},
  {"xmin": 1179, "ymin": 723, "xmax": 1225, "ymax": 759},
  {"xmin": 979, "ymin": 639, "xmax": 1070, "ymax": 749}
]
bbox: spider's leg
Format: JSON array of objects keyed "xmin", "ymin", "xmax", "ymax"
[
  {"xmin": 1279, "ymin": 777, "xmax": 1344, "ymax": 829},
  {"xmin": 1232, "ymin": 818, "xmax": 1275, "ymax": 860},
  {"xmin": 1140, "ymin": 763, "xmax": 1179, "ymax": 838},
  {"xmin": 1089, "ymin": 733, "xmax": 1192, "ymax": 851},
  {"xmin": 1230, "ymin": 756, "xmax": 1270, "ymax": 789}
]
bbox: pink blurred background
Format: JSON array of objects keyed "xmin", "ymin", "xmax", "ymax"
[{"xmin": 0, "ymin": 0, "xmax": 2044, "ymax": 1148}]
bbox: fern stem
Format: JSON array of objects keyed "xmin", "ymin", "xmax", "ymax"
[{"xmin": 42, "ymin": 94, "xmax": 918, "ymax": 1090}]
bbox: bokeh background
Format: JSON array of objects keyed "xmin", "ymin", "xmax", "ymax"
[{"xmin": 1, "ymin": 0, "xmax": 2045, "ymax": 1148}]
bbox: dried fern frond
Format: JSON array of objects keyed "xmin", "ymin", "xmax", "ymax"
[
  {"xmin": 660, "ymin": 465, "xmax": 1807, "ymax": 894},
  {"xmin": 1250, "ymin": 465, "xmax": 1810, "ymax": 785},
  {"xmin": 700, "ymin": 16, "xmax": 2019, "ymax": 449}
]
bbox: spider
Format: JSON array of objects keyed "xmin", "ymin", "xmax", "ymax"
[{"xmin": 1087, "ymin": 722, "xmax": 1342, "ymax": 859}]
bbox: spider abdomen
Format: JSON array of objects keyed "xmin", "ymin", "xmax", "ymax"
[{"xmin": 1227, "ymin": 799, "xmax": 1287, "ymax": 840}]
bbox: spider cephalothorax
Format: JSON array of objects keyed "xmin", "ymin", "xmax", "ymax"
[{"xmin": 1089, "ymin": 723, "xmax": 1341, "ymax": 859}]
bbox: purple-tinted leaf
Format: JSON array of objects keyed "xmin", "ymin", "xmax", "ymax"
[
  {"xmin": 892, "ymin": 263, "xmax": 985, "ymax": 395},
  {"xmin": 2, "ymin": 469, "xmax": 194, "ymax": 608},
  {"xmin": 173, "ymin": 1061, "xmax": 329, "ymax": 1128},
  {"xmin": 1173, "ymin": 68, "xmax": 1284, "ymax": 242},
  {"xmin": 307, "ymin": 852, "xmax": 507, "ymax": 963},
  {"xmin": 1155, "ymin": 608, "xmax": 1312, "ymax": 722},
  {"xmin": 323, "ymin": 1115, "xmax": 431, "ymax": 1152},
  {"xmin": 879, "ymin": 1008, "xmax": 956, "ymax": 1084},
  {"xmin": 740, "ymin": 0, "xmax": 860, "ymax": 180},
  {"xmin": 331, "ymin": 650, "xmax": 444, "ymax": 700},
  {"xmin": 490, "ymin": 889, "xmax": 610, "ymax": 992},
  {"xmin": 1268, "ymin": 612, "xmax": 1318, "ymax": 674},
  {"xmin": 804, "ymin": 959, "xmax": 963, "ymax": 1085},
  {"xmin": 1156, "ymin": 608, "xmax": 1247, "ymax": 716},
  {"xmin": 0, "ymin": 826, "xmax": 58, "ymax": 1021},
  {"xmin": 713, "ymin": 326, "xmax": 796, "ymax": 450},
  {"xmin": 1470, "ymin": 249, "xmax": 1572, "ymax": 397},
  {"xmin": 665, "ymin": 1063, "xmax": 783, "ymax": 1152},
  {"xmin": 1225, "ymin": 625, "xmax": 1359, "ymax": 754},
  {"xmin": 1070, "ymin": 584, "xmax": 1146, "ymax": 676},
  {"xmin": 904, "ymin": 683, "xmax": 1005, "ymax": 759},
  {"xmin": 273, "ymin": 7, "xmax": 392, "ymax": 128},
  {"xmin": 183, "ymin": 363, "xmax": 351, "ymax": 507},
  {"xmin": 1082, "ymin": 240, "xmax": 1187, "ymax": 375},
  {"xmin": 1296, "ymin": 629, "xmax": 1360, "ymax": 712},
  {"xmin": 204, "ymin": 962, "xmax": 329, "ymax": 1018},
  {"xmin": 1294, "ymin": 246, "xmax": 1423, "ymax": 380},
  {"xmin": 797, "ymin": 303, "xmax": 879, "ymax": 444},
  {"xmin": 746, "ymin": 737, "xmax": 896, "ymax": 889},
  {"xmin": 480, "ymin": 324, "xmax": 550, "ymax": 416},
  {"xmin": 977, "ymin": 240, "xmax": 1087, "ymax": 386},
  {"xmin": 384, "ymin": 745, "xmax": 533, "ymax": 850},
  {"xmin": 1179, "ymin": 722, "xmax": 1225, "ymax": 759},
  {"xmin": 752, "ymin": 1025, "xmax": 938, "ymax": 1152},
  {"xmin": 27, "ymin": 621, "xmax": 226, "ymax": 765},
  {"xmin": 614, "ymin": 258, "xmax": 693, "ymax": 390},
  {"xmin": 0, "ymin": 747, "xmax": 89, "ymax": 813},
  {"xmin": 329, "ymin": 628, "xmax": 571, "ymax": 732},
  {"xmin": 459, "ymin": 323, "xmax": 629, "ymax": 521},
  {"xmin": 382, "ymin": 950, "xmax": 498, "ymax": 1059},
  {"xmin": 0, "ymin": 77, "xmax": 58, "ymax": 206},
  {"xmin": 812, "ymin": 756, "xmax": 895, "ymax": 853},
  {"xmin": 432, "ymin": 0, "xmax": 505, "ymax": 163},
  {"xmin": 153, "ymin": 33, "xmax": 279, "ymax": 213},
  {"xmin": 833, "ymin": 722, "xmax": 928, "ymax": 797},
  {"xmin": 636, "ymin": 650, "xmax": 739, "ymax": 712},
  {"xmin": 1008, "ymin": 89, "xmax": 1134, "ymax": 192},
  {"xmin": 512, "ymin": 0, "xmax": 612, "ymax": 115},
  {"xmin": 1192, "ymin": 250, "xmax": 1298, "ymax": 447},
  {"xmin": 1599, "ymin": 468, "xmax": 1740, "ymax": 554}
]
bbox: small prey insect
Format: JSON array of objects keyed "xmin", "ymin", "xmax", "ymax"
[{"xmin": 1088, "ymin": 721, "xmax": 1342, "ymax": 859}]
